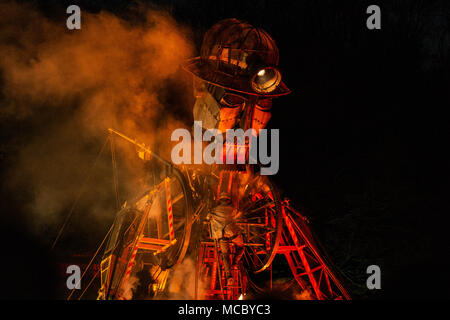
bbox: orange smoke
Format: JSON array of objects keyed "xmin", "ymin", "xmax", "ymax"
[
  {"xmin": 0, "ymin": 1, "xmax": 194, "ymax": 140},
  {"xmin": 0, "ymin": 1, "xmax": 195, "ymax": 236}
]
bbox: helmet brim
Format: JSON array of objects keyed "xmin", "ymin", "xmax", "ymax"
[{"xmin": 182, "ymin": 57, "xmax": 291, "ymax": 98}]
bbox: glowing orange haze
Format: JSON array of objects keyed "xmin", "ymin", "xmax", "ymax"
[
  {"xmin": 0, "ymin": 1, "xmax": 194, "ymax": 145},
  {"xmin": 0, "ymin": 1, "xmax": 195, "ymax": 234}
]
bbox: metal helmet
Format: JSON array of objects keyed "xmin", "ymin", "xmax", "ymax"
[{"xmin": 183, "ymin": 18, "xmax": 290, "ymax": 97}]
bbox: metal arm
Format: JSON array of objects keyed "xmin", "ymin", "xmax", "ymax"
[{"xmin": 107, "ymin": 128, "xmax": 173, "ymax": 167}]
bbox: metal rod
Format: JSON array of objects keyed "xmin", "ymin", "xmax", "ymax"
[{"xmin": 107, "ymin": 128, "xmax": 172, "ymax": 167}]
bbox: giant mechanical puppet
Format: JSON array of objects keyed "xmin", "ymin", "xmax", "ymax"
[{"xmin": 96, "ymin": 19, "xmax": 350, "ymax": 300}]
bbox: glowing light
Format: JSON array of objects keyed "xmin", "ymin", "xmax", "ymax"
[
  {"xmin": 238, "ymin": 294, "xmax": 244, "ymax": 300},
  {"xmin": 251, "ymin": 67, "xmax": 282, "ymax": 93}
]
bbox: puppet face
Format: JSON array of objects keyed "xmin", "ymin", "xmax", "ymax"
[{"xmin": 192, "ymin": 80, "xmax": 273, "ymax": 134}]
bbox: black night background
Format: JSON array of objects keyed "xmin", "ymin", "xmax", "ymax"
[{"xmin": 0, "ymin": 0, "xmax": 449, "ymax": 300}]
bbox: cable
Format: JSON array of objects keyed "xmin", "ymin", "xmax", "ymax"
[
  {"xmin": 67, "ymin": 224, "xmax": 113, "ymax": 300},
  {"xmin": 78, "ymin": 268, "xmax": 100, "ymax": 300},
  {"xmin": 110, "ymin": 133, "xmax": 121, "ymax": 211},
  {"xmin": 51, "ymin": 136, "xmax": 110, "ymax": 250}
]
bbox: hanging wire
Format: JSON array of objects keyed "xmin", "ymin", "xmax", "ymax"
[
  {"xmin": 110, "ymin": 132, "xmax": 121, "ymax": 211},
  {"xmin": 68, "ymin": 210, "xmax": 142, "ymax": 300},
  {"xmin": 67, "ymin": 224, "xmax": 113, "ymax": 300},
  {"xmin": 78, "ymin": 268, "xmax": 100, "ymax": 300},
  {"xmin": 51, "ymin": 136, "xmax": 110, "ymax": 250}
]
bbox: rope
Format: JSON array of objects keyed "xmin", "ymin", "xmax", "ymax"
[
  {"xmin": 78, "ymin": 267, "xmax": 100, "ymax": 300},
  {"xmin": 67, "ymin": 224, "xmax": 113, "ymax": 300},
  {"xmin": 110, "ymin": 133, "xmax": 121, "ymax": 210},
  {"xmin": 51, "ymin": 137, "xmax": 110, "ymax": 250}
]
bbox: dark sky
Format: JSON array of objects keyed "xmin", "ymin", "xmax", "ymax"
[{"xmin": 0, "ymin": 0, "xmax": 449, "ymax": 299}]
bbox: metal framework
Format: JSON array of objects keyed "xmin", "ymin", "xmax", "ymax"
[
  {"xmin": 193, "ymin": 200, "xmax": 350, "ymax": 300},
  {"xmin": 95, "ymin": 129, "xmax": 350, "ymax": 300}
]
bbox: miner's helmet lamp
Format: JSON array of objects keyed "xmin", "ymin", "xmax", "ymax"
[{"xmin": 182, "ymin": 18, "xmax": 290, "ymax": 97}]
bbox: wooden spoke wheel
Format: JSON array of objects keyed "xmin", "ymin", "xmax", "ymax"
[{"xmin": 238, "ymin": 174, "xmax": 283, "ymax": 273}]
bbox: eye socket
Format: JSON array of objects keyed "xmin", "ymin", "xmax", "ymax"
[
  {"xmin": 256, "ymin": 98, "xmax": 272, "ymax": 110},
  {"xmin": 220, "ymin": 93, "xmax": 246, "ymax": 107}
]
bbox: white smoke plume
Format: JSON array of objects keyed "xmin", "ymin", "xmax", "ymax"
[
  {"xmin": 119, "ymin": 275, "xmax": 140, "ymax": 300},
  {"xmin": 167, "ymin": 257, "xmax": 206, "ymax": 299}
]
